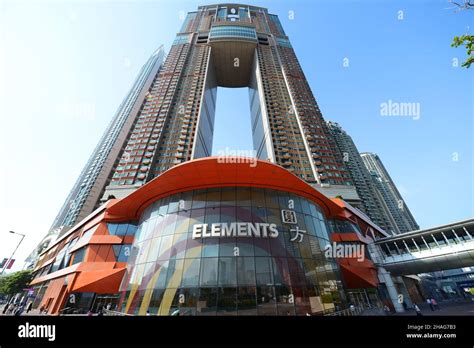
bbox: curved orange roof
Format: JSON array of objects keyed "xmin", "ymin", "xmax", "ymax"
[{"xmin": 105, "ymin": 157, "xmax": 344, "ymax": 221}]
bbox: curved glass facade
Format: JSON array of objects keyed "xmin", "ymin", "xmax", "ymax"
[
  {"xmin": 118, "ymin": 187, "xmax": 348, "ymax": 315},
  {"xmin": 210, "ymin": 25, "xmax": 257, "ymax": 40}
]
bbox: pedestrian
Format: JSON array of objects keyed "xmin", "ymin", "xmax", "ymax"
[
  {"xmin": 14, "ymin": 304, "xmax": 25, "ymax": 316},
  {"xmin": 431, "ymin": 298, "xmax": 440, "ymax": 310},
  {"xmin": 414, "ymin": 304, "xmax": 423, "ymax": 316},
  {"xmin": 26, "ymin": 302, "xmax": 33, "ymax": 314},
  {"xmin": 427, "ymin": 298, "xmax": 434, "ymax": 311},
  {"xmin": 2, "ymin": 303, "xmax": 9, "ymax": 315}
]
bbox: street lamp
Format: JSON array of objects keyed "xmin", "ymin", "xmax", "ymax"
[{"xmin": 1, "ymin": 231, "xmax": 26, "ymax": 275}]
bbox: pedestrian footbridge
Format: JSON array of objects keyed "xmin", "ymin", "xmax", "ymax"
[{"xmin": 373, "ymin": 219, "xmax": 474, "ymax": 276}]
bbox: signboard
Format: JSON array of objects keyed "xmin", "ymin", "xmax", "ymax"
[{"xmin": 192, "ymin": 222, "xmax": 278, "ymax": 239}]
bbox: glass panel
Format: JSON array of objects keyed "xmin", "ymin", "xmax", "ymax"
[
  {"xmin": 204, "ymin": 207, "xmax": 220, "ymax": 224},
  {"xmin": 237, "ymin": 257, "xmax": 256, "ymax": 286},
  {"xmin": 126, "ymin": 223, "xmax": 138, "ymax": 236},
  {"xmin": 157, "ymin": 235, "xmax": 173, "ymax": 260},
  {"xmin": 257, "ymin": 286, "xmax": 276, "ymax": 315},
  {"xmin": 253, "ymin": 237, "xmax": 271, "ymax": 257},
  {"xmin": 191, "ymin": 190, "xmax": 207, "ymax": 209},
  {"xmin": 179, "ymin": 191, "xmax": 193, "ymax": 211},
  {"xmin": 288, "ymin": 194, "xmax": 302, "ymax": 213},
  {"xmin": 206, "ymin": 188, "xmax": 221, "ymax": 208},
  {"xmin": 107, "ymin": 223, "xmax": 118, "ymax": 235},
  {"xmin": 235, "ymin": 187, "xmax": 251, "ymax": 206},
  {"xmin": 264, "ymin": 189, "xmax": 279, "ymax": 208},
  {"xmin": 181, "ymin": 258, "xmax": 201, "ymax": 287},
  {"xmin": 200, "ymin": 258, "xmax": 218, "ymax": 286},
  {"xmin": 237, "ymin": 286, "xmax": 257, "ymax": 315},
  {"xmin": 275, "ymin": 285, "xmax": 295, "ymax": 315},
  {"xmin": 236, "ymin": 239, "xmax": 254, "ymax": 256},
  {"xmin": 202, "ymin": 238, "xmax": 219, "ymax": 257},
  {"xmin": 197, "ymin": 287, "xmax": 218, "ymax": 315},
  {"xmin": 272, "ymin": 257, "xmax": 291, "ymax": 286},
  {"xmin": 162, "ymin": 213, "xmax": 177, "ymax": 236},
  {"xmin": 221, "ymin": 187, "xmax": 236, "ymax": 206},
  {"xmin": 219, "ymin": 238, "xmax": 236, "ymax": 257},
  {"xmin": 166, "ymin": 259, "xmax": 184, "ymax": 286},
  {"xmin": 218, "ymin": 257, "xmax": 236, "ymax": 286},
  {"xmin": 148, "ymin": 288, "xmax": 165, "ymax": 315},
  {"xmin": 117, "ymin": 244, "xmax": 132, "ymax": 262},
  {"xmin": 217, "ymin": 287, "xmax": 237, "ymax": 315},
  {"xmin": 220, "ymin": 206, "xmax": 236, "ymax": 223},
  {"xmin": 175, "ymin": 210, "xmax": 191, "ymax": 233},
  {"xmin": 153, "ymin": 260, "xmax": 169, "ymax": 289},
  {"xmin": 255, "ymin": 257, "xmax": 273, "ymax": 285},
  {"xmin": 190, "ymin": 208, "xmax": 206, "ymax": 225},
  {"xmin": 171, "ymin": 233, "xmax": 187, "ymax": 259},
  {"xmin": 146, "ymin": 238, "xmax": 162, "ymax": 261},
  {"xmin": 250, "ymin": 188, "xmax": 266, "ymax": 207},
  {"xmin": 158, "ymin": 196, "xmax": 170, "ymax": 215},
  {"xmin": 115, "ymin": 224, "xmax": 128, "ymax": 236},
  {"xmin": 167, "ymin": 194, "xmax": 181, "ymax": 214}
]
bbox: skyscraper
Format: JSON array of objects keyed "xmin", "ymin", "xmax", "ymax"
[
  {"xmin": 26, "ymin": 47, "xmax": 165, "ymax": 264},
  {"xmin": 102, "ymin": 4, "xmax": 355, "ymax": 200},
  {"xmin": 361, "ymin": 152, "xmax": 419, "ymax": 233},
  {"xmin": 327, "ymin": 121, "xmax": 398, "ymax": 234},
  {"xmin": 30, "ymin": 3, "xmax": 363, "ymax": 268}
]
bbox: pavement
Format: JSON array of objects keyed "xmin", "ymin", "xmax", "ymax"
[{"xmin": 394, "ymin": 299, "xmax": 474, "ymax": 316}]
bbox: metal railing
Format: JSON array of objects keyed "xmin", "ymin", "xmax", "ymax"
[
  {"xmin": 325, "ymin": 304, "xmax": 380, "ymax": 316},
  {"xmin": 103, "ymin": 308, "xmax": 133, "ymax": 316}
]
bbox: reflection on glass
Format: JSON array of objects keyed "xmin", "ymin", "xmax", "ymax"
[
  {"xmin": 197, "ymin": 288, "xmax": 218, "ymax": 315},
  {"xmin": 255, "ymin": 257, "xmax": 273, "ymax": 285},
  {"xmin": 237, "ymin": 257, "xmax": 255, "ymax": 286},
  {"xmin": 257, "ymin": 286, "xmax": 276, "ymax": 315},
  {"xmin": 221, "ymin": 187, "xmax": 236, "ymax": 206},
  {"xmin": 237, "ymin": 286, "xmax": 257, "ymax": 315},
  {"xmin": 200, "ymin": 258, "xmax": 218, "ymax": 286},
  {"xmin": 181, "ymin": 258, "xmax": 200, "ymax": 287},
  {"xmin": 218, "ymin": 257, "xmax": 236, "ymax": 286},
  {"xmin": 275, "ymin": 285, "xmax": 295, "ymax": 315},
  {"xmin": 217, "ymin": 287, "xmax": 237, "ymax": 315},
  {"xmin": 202, "ymin": 238, "xmax": 219, "ymax": 257},
  {"xmin": 120, "ymin": 187, "xmax": 348, "ymax": 315}
]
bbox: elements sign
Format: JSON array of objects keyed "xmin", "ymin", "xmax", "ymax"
[{"xmin": 192, "ymin": 222, "xmax": 279, "ymax": 239}]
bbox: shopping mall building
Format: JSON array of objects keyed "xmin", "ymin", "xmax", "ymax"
[
  {"xmin": 28, "ymin": 158, "xmax": 388, "ymax": 315},
  {"xmin": 26, "ymin": 3, "xmax": 428, "ymax": 316}
]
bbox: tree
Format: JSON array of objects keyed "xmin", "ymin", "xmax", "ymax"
[
  {"xmin": 0, "ymin": 270, "xmax": 33, "ymax": 296},
  {"xmin": 452, "ymin": 35, "xmax": 474, "ymax": 68},
  {"xmin": 450, "ymin": 0, "xmax": 474, "ymax": 68}
]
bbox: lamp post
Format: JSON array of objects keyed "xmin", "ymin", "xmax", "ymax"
[{"xmin": 1, "ymin": 231, "xmax": 26, "ymax": 275}]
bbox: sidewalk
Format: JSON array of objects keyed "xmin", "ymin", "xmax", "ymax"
[{"xmin": 394, "ymin": 299, "xmax": 474, "ymax": 316}]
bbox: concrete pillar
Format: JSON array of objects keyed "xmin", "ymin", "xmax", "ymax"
[
  {"xmin": 378, "ymin": 267, "xmax": 405, "ymax": 313},
  {"xmin": 395, "ymin": 276, "xmax": 413, "ymax": 307}
]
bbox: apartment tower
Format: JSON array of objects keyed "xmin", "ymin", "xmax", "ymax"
[
  {"xmin": 103, "ymin": 4, "xmax": 354, "ymax": 200},
  {"xmin": 361, "ymin": 152, "xmax": 419, "ymax": 233}
]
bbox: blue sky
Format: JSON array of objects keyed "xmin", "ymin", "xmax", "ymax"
[{"xmin": 0, "ymin": 0, "xmax": 472, "ymax": 271}]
